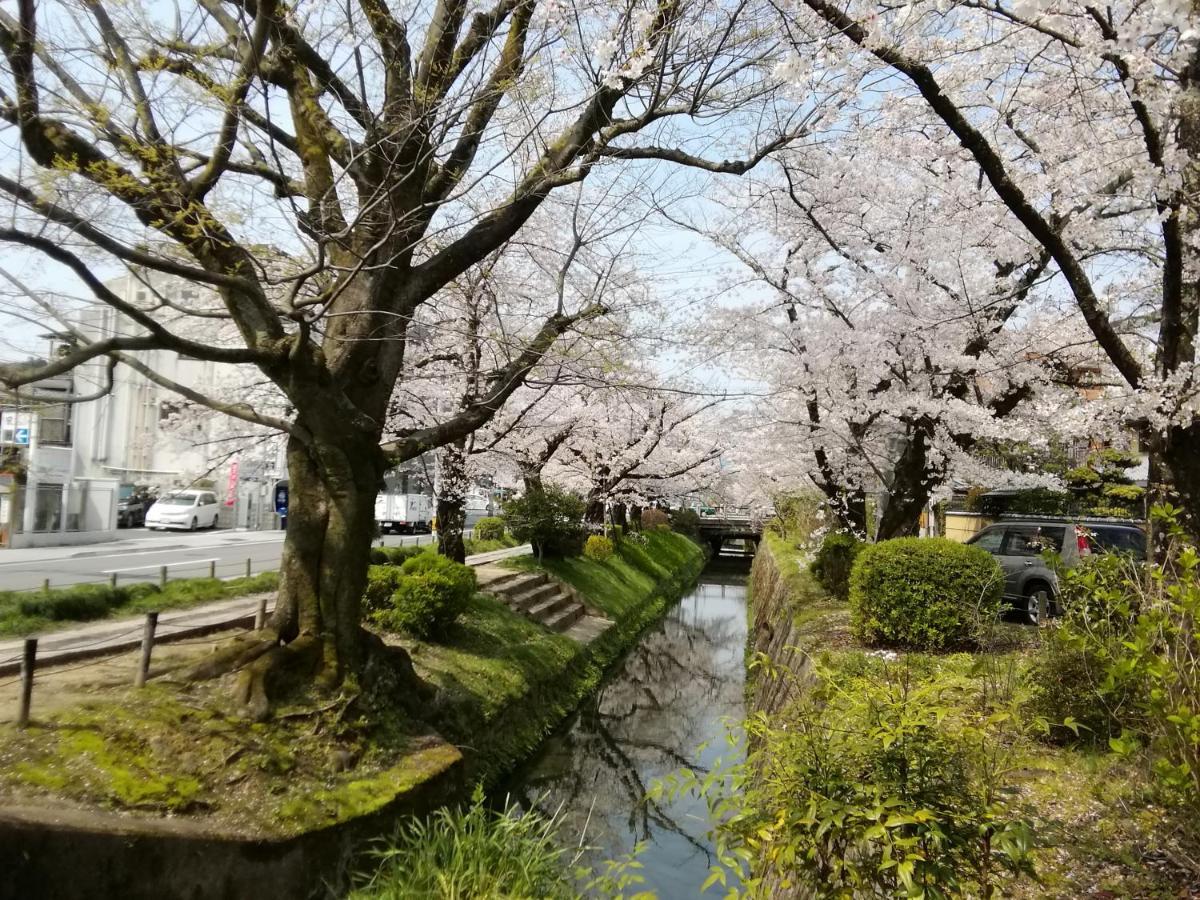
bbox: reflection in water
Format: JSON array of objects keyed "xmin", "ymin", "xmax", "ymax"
[{"xmin": 507, "ymin": 573, "xmax": 747, "ymax": 899}]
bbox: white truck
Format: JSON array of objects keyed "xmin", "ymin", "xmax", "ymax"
[{"xmin": 375, "ymin": 492, "xmax": 434, "ymax": 534}]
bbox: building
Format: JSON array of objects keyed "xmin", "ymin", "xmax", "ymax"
[{"xmin": 0, "ymin": 273, "xmax": 287, "ymax": 547}]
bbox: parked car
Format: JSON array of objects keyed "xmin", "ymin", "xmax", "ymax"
[
  {"xmin": 116, "ymin": 484, "xmax": 154, "ymax": 528},
  {"xmin": 965, "ymin": 518, "xmax": 1146, "ymax": 623},
  {"xmin": 145, "ymin": 490, "xmax": 221, "ymax": 531}
]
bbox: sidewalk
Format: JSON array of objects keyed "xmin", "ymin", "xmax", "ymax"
[{"xmin": 0, "ymin": 543, "xmax": 531, "ymax": 674}]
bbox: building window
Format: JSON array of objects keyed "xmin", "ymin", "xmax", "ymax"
[
  {"xmin": 33, "ymin": 483, "xmax": 63, "ymax": 533},
  {"xmin": 37, "ymin": 402, "xmax": 71, "ymax": 445}
]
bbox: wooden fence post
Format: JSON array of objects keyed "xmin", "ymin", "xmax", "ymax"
[
  {"xmin": 109, "ymin": 572, "xmax": 118, "ymax": 589},
  {"xmin": 209, "ymin": 560, "xmax": 216, "ymax": 579},
  {"xmin": 159, "ymin": 565, "xmax": 168, "ymax": 588},
  {"xmin": 17, "ymin": 637, "xmax": 36, "ymax": 728},
  {"xmin": 135, "ymin": 612, "xmax": 158, "ymax": 688},
  {"xmin": 255, "ymin": 593, "xmax": 269, "ymax": 631},
  {"xmin": 245, "ymin": 558, "xmax": 252, "ymax": 578}
]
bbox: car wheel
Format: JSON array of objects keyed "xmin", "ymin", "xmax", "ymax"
[
  {"xmin": 1025, "ymin": 584, "xmax": 1053, "ymax": 625},
  {"xmin": 190, "ymin": 517, "xmax": 198, "ymax": 531}
]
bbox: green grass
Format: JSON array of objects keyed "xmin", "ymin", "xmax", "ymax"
[
  {"xmin": 463, "ymin": 533, "xmax": 520, "ymax": 556},
  {"xmin": 350, "ymin": 789, "xmax": 582, "ymax": 900},
  {"xmin": 509, "ymin": 528, "xmax": 705, "ymax": 620},
  {"xmin": 0, "ymin": 572, "xmax": 279, "ymax": 636},
  {"xmin": 408, "ymin": 529, "xmax": 706, "ymax": 784}
]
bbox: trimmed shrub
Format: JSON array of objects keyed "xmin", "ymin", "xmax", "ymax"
[
  {"xmin": 372, "ymin": 553, "xmax": 477, "ymax": 638},
  {"xmin": 640, "ymin": 508, "xmax": 669, "ymax": 531},
  {"xmin": 473, "ymin": 517, "xmax": 505, "ymax": 542},
  {"xmin": 669, "ymin": 508, "xmax": 701, "ymax": 537},
  {"xmin": 17, "ymin": 585, "xmax": 125, "ymax": 621},
  {"xmin": 809, "ymin": 532, "xmax": 863, "ymax": 602},
  {"xmin": 584, "ymin": 534, "xmax": 614, "ymax": 562},
  {"xmin": 369, "ymin": 545, "xmax": 427, "ymax": 566},
  {"xmin": 400, "ymin": 552, "xmax": 477, "ymax": 598},
  {"xmin": 849, "ymin": 537, "xmax": 1004, "ymax": 650},
  {"xmin": 503, "ymin": 487, "xmax": 586, "ymax": 561},
  {"xmin": 363, "ymin": 565, "xmax": 405, "ymax": 614}
]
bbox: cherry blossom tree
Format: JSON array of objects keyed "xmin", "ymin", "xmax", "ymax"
[
  {"xmin": 0, "ymin": 0, "xmax": 804, "ymax": 708},
  {"xmin": 776, "ymin": 0, "xmax": 1200, "ymax": 533}
]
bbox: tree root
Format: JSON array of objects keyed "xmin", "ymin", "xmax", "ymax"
[
  {"xmin": 235, "ymin": 634, "xmax": 323, "ymax": 722},
  {"xmin": 184, "ymin": 630, "xmax": 281, "ymax": 681}
]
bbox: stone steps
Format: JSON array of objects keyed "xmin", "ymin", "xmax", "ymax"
[{"xmin": 474, "ymin": 565, "xmax": 594, "ymax": 635}]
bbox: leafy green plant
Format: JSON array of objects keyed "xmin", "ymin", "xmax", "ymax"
[
  {"xmin": 350, "ymin": 787, "xmax": 581, "ymax": 899},
  {"xmin": 350, "ymin": 787, "xmax": 652, "ymax": 900},
  {"xmin": 368, "ymin": 544, "xmax": 427, "ymax": 566},
  {"xmin": 362, "ymin": 565, "xmax": 404, "ymax": 614},
  {"xmin": 809, "ymin": 531, "xmax": 863, "ymax": 602},
  {"xmin": 1027, "ymin": 552, "xmax": 1147, "ymax": 746},
  {"xmin": 669, "ymin": 654, "xmax": 1035, "ymax": 899},
  {"xmin": 371, "ymin": 553, "xmax": 476, "ymax": 638},
  {"xmin": 473, "ymin": 516, "xmax": 505, "ymax": 542},
  {"xmin": 849, "ymin": 537, "xmax": 1003, "ymax": 650},
  {"xmin": 503, "ymin": 487, "xmax": 586, "ymax": 561},
  {"xmin": 639, "ymin": 508, "xmax": 669, "ymax": 530},
  {"xmin": 669, "ymin": 507, "xmax": 701, "ymax": 537},
  {"xmin": 584, "ymin": 534, "xmax": 614, "ymax": 562}
]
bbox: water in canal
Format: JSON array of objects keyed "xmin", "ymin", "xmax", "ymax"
[{"xmin": 506, "ymin": 565, "xmax": 748, "ymax": 899}]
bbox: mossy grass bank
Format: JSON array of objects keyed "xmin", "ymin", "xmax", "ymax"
[
  {"xmin": 742, "ymin": 534, "xmax": 1194, "ymax": 898},
  {"xmin": 0, "ymin": 528, "xmax": 704, "ymax": 899}
]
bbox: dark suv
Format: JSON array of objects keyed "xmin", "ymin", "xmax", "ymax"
[{"xmin": 965, "ymin": 519, "xmax": 1146, "ymax": 623}]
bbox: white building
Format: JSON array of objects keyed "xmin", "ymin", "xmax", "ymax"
[{"xmin": 0, "ymin": 273, "xmax": 287, "ymax": 547}]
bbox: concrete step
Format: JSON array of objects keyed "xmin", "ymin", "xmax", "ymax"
[
  {"xmin": 508, "ymin": 582, "xmax": 559, "ymax": 612},
  {"xmin": 481, "ymin": 572, "xmax": 545, "ymax": 597},
  {"xmin": 527, "ymin": 592, "xmax": 576, "ymax": 622},
  {"xmin": 544, "ymin": 603, "xmax": 586, "ymax": 633}
]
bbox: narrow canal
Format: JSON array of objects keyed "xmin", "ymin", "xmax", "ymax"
[{"xmin": 506, "ymin": 562, "xmax": 748, "ymax": 899}]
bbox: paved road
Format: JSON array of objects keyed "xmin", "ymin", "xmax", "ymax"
[{"xmin": 0, "ymin": 528, "xmax": 440, "ymax": 593}]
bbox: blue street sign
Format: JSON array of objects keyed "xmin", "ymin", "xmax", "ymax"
[{"xmin": 13, "ymin": 427, "xmax": 29, "ymax": 446}]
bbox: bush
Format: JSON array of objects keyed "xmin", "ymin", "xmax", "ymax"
[
  {"xmin": 400, "ymin": 552, "xmax": 477, "ymax": 598},
  {"xmin": 473, "ymin": 516, "xmax": 505, "ymax": 541},
  {"xmin": 669, "ymin": 508, "xmax": 701, "ymax": 537},
  {"xmin": 809, "ymin": 532, "xmax": 863, "ymax": 602},
  {"xmin": 369, "ymin": 545, "xmax": 427, "ymax": 566},
  {"xmin": 584, "ymin": 534, "xmax": 614, "ymax": 562},
  {"xmin": 849, "ymin": 537, "xmax": 1004, "ymax": 650},
  {"xmin": 371, "ymin": 553, "xmax": 477, "ymax": 638},
  {"xmin": 503, "ymin": 487, "xmax": 586, "ymax": 561},
  {"xmin": 17, "ymin": 585, "xmax": 126, "ymax": 621},
  {"xmin": 679, "ymin": 656, "xmax": 1035, "ymax": 897},
  {"xmin": 363, "ymin": 565, "xmax": 405, "ymax": 614},
  {"xmin": 640, "ymin": 508, "xmax": 669, "ymax": 530}
]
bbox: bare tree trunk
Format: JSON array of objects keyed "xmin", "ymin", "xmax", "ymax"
[
  {"xmin": 436, "ymin": 440, "xmax": 469, "ymax": 563},
  {"xmin": 876, "ymin": 430, "xmax": 934, "ymax": 541},
  {"xmin": 612, "ymin": 503, "xmax": 628, "ymax": 531},
  {"xmin": 585, "ymin": 493, "xmax": 605, "ymax": 525}
]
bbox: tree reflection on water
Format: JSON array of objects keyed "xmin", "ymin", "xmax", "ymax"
[{"xmin": 507, "ymin": 575, "xmax": 747, "ymax": 899}]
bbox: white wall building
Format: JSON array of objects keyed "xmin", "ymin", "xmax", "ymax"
[{"xmin": 0, "ymin": 273, "xmax": 287, "ymax": 547}]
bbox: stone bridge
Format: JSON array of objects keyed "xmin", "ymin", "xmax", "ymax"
[{"xmin": 696, "ymin": 508, "xmax": 767, "ymax": 556}]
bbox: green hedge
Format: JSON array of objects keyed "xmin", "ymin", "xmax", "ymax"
[
  {"xmin": 369, "ymin": 544, "xmax": 429, "ymax": 566},
  {"xmin": 810, "ymin": 532, "xmax": 863, "ymax": 602},
  {"xmin": 473, "ymin": 517, "xmax": 505, "ymax": 542},
  {"xmin": 849, "ymin": 537, "xmax": 1003, "ymax": 650},
  {"xmin": 370, "ymin": 554, "xmax": 477, "ymax": 639}
]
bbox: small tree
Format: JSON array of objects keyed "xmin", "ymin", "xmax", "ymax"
[{"xmin": 503, "ymin": 487, "xmax": 586, "ymax": 563}]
